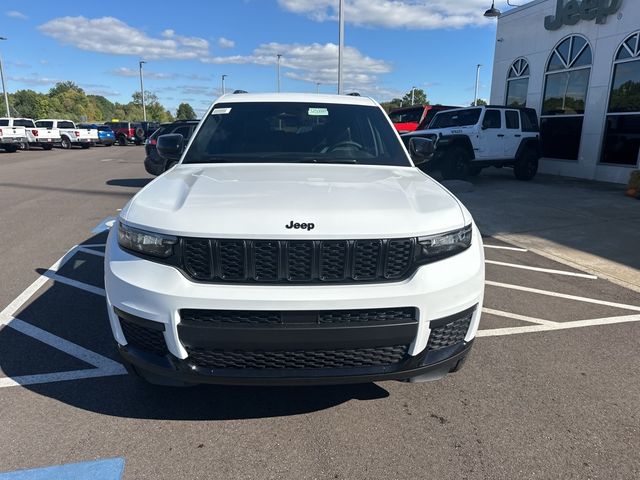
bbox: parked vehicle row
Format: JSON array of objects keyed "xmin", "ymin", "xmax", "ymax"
[{"xmin": 0, "ymin": 117, "xmax": 160, "ymax": 153}]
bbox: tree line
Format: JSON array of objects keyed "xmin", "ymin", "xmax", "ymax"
[{"xmin": 7, "ymin": 81, "xmax": 197, "ymax": 123}]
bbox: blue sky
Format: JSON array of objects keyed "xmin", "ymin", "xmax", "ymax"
[{"xmin": 1, "ymin": 1, "xmax": 518, "ymax": 116}]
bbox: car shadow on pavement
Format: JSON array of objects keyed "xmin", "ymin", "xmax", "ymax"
[
  {"xmin": 4, "ymin": 231, "xmax": 390, "ymax": 420},
  {"xmin": 27, "ymin": 377, "xmax": 390, "ymax": 421},
  {"xmin": 106, "ymin": 178, "xmax": 152, "ymax": 188}
]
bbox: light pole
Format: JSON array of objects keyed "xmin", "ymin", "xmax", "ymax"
[
  {"xmin": 276, "ymin": 54, "xmax": 283, "ymax": 92},
  {"xmin": 474, "ymin": 64, "xmax": 482, "ymax": 107},
  {"xmin": 0, "ymin": 37, "xmax": 10, "ymax": 117},
  {"xmin": 316, "ymin": 82, "xmax": 321, "ymax": 94},
  {"xmin": 337, "ymin": 0, "xmax": 345, "ymax": 94},
  {"xmin": 221, "ymin": 74, "xmax": 228, "ymax": 95},
  {"xmin": 411, "ymin": 86, "xmax": 417, "ymax": 106},
  {"xmin": 139, "ymin": 60, "xmax": 147, "ymax": 122}
]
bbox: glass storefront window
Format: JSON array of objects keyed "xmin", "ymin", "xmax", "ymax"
[
  {"xmin": 602, "ymin": 32, "xmax": 640, "ymax": 166},
  {"xmin": 506, "ymin": 58, "xmax": 529, "ymax": 107},
  {"xmin": 542, "ymin": 69, "xmax": 590, "ymax": 115},
  {"xmin": 541, "ymin": 35, "xmax": 592, "ymax": 161}
]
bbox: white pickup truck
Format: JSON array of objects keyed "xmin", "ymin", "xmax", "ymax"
[
  {"xmin": 0, "ymin": 117, "xmax": 61, "ymax": 150},
  {"xmin": 35, "ymin": 119, "xmax": 98, "ymax": 149},
  {"xmin": 0, "ymin": 120, "xmax": 27, "ymax": 153}
]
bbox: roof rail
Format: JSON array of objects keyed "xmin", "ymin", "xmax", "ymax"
[
  {"xmin": 233, "ymin": 90, "xmax": 248, "ymax": 94},
  {"xmin": 346, "ymin": 92, "xmax": 361, "ymax": 96}
]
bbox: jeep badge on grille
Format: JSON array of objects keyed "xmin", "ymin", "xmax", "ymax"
[{"xmin": 286, "ymin": 221, "xmax": 315, "ymax": 231}]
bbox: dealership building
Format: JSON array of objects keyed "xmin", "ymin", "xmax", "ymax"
[{"xmin": 490, "ymin": 0, "xmax": 640, "ymax": 183}]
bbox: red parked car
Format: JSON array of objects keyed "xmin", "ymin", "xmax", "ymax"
[{"xmin": 389, "ymin": 105, "xmax": 458, "ymax": 133}]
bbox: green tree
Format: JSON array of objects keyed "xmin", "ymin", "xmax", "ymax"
[
  {"xmin": 176, "ymin": 102, "xmax": 197, "ymax": 120},
  {"xmin": 471, "ymin": 99, "xmax": 488, "ymax": 106},
  {"xmin": 49, "ymin": 81, "xmax": 84, "ymax": 97},
  {"xmin": 402, "ymin": 88, "xmax": 428, "ymax": 106},
  {"xmin": 380, "ymin": 98, "xmax": 403, "ymax": 113}
]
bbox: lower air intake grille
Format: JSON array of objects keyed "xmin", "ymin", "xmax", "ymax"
[
  {"xmin": 426, "ymin": 311, "xmax": 473, "ymax": 351},
  {"xmin": 119, "ymin": 318, "xmax": 168, "ymax": 356},
  {"xmin": 180, "ymin": 307, "xmax": 417, "ymax": 326},
  {"xmin": 186, "ymin": 345, "xmax": 408, "ymax": 370}
]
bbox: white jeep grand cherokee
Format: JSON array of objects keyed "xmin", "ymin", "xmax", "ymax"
[{"xmin": 105, "ymin": 93, "xmax": 484, "ymax": 386}]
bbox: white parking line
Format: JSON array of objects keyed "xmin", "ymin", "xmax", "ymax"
[
  {"xmin": 0, "ymin": 246, "xmax": 126, "ymax": 388},
  {"xmin": 485, "ymin": 260, "xmax": 598, "ymax": 279},
  {"xmin": 41, "ymin": 271, "xmax": 106, "ymax": 297},
  {"xmin": 482, "ymin": 308, "xmax": 556, "ymax": 326},
  {"xmin": 486, "ymin": 280, "xmax": 640, "ymax": 312},
  {"xmin": 484, "ymin": 244, "xmax": 528, "ymax": 252},
  {"xmin": 477, "ymin": 313, "xmax": 640, "ymax": 337},
  {"xmin": 77, "ymin": 246, "xmax": 106, "ymax": 258}
]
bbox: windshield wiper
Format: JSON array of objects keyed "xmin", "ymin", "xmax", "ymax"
[{"xmin": 300, "ymin": 158, "xmax": 358, "ymax": 164}]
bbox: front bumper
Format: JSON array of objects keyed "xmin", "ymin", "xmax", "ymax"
[
  {"xmin": 119, "ymin": 338, "xmax": 473, "ymax": 386},
  {"xmin": 105, "ymin": 225, "xmax": 484, "ymax": 385}
]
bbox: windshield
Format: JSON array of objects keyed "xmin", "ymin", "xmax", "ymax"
[
  {"xmin": 183, "ymin": 102, "xmax": 410, "ymax": 167},
  {"xmin": 430, "ymin": 108, "xmax": 482, "ymax": 129},
  {"xmin": 389, "ymin": 107, "xmax": 423, "ymax": 124}
]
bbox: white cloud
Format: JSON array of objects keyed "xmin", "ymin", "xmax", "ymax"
[
  {"xmin": 8, "ymin": 75, "xmax": 61, "ymax": 86},
  {"xmin": 218, "ymin": 37, "xmax": 235, "ymax": 49},
  {"xmin": 38, "ymin": 17, "xmax": 211, "ymax": 60},
  {"xmin": 109, "ymin": 67, "xmax": 210, "ymax": 81},
  {"xmin": 203, "ymin": 42, "xmax": 392, "ymax": 96},
  {"xmin": 278, "ymin": 0, "xmax": 502, "ymax": 29},
  {"xmin": 6, "ymin": 10, "xmax": 28, "ymax": 20}
]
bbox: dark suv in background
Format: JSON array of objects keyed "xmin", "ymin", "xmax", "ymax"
[
  {"xmin": 105, "ymin": 121, "xmax": 160, "ymax": 146},
  {"xmin": 144, "ymin": 120, "xmax": 199, "ymax": 175}
]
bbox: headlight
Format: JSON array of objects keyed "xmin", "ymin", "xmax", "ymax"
[
  {"xmin": 417, "ymin": 224, "xmax": 472, "ymax": 263},
  {"xmin": 117, "ymin": 221, "xmax": 177, "ymax": 258}
]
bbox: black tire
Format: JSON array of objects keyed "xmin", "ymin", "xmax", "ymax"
[
  {"xmin": 4, "ymin": 144, "xmax": 19, "ymax": 153},
  {"xmin": 42, "ymin": 144, "xmax": 54, "ymax": 151},
  {"xmin": 118, "ymin": 135, "xmax": 127, "ymax": 146},
  {"xmin": 514, "ymin": 148, "xmax": 539, "ymax": 181},
  {"xmin": 81, "ymin": 143, "xmax": 91, "ymax": 149},
  {"xmin": 441, "ymin": 146, "xmax": 471, "ymax": 180},
  {"xmin": 60, "ymin": 136, "xmax": 72, "ymax": 149},
  {"xmin": 18, "ymin": 142, "xmax": 29, "ymax": 150}
]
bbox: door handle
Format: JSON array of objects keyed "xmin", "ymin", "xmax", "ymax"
[
  {"xmin": 497, "ymin": 134, "xmax": 505, "ymax": 137},
  {"xmin": 515, "ymin": 134, "xmax": 522, "ymax": 137}
]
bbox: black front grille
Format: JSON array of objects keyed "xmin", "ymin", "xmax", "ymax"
[
  {"xmin": 427, "ymin": 311, "xmax": 473, "ymax": 351},
  {"xmin": 180, "ymin": 307, "xmax": 417, "ymax": 326},
  {"xmin": 119, "ymin": 317, "xmax": 168, "ymax": 356},
  {"xmin": 182, "ymin": 238, "xmax": 416, "ymax": 284},
  {"xmin": 186, "ymin": 345, "xmax": 408, "ymax": 370}
]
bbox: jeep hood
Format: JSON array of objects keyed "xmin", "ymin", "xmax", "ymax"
[{"xmin": 122, "ymin": 163, "xmax": 466, "ymax": 238}]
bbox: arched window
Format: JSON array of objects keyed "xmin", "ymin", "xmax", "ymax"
[
  {"xmin": 541, "ymin": 35, "xmax": 592, "ymax": 160},
  {"xmin": 506, "ymin": 58, "xmax": 529, "ymax": 107},
  {"xmin": 601, "ymin": 32, "xmax": 640, "ymax": 166}
]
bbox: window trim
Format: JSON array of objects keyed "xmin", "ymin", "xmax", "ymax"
[
  {"xmin": 539, "ymin": 35, "xmax": 593, "ymax": 162},
  {"xmin": 599, "ymin": 31, "xmax": 640, "ymax": 168},
  {"xmin": 505, "ymin": 57, "xmax": 530, "ymax": 107}
]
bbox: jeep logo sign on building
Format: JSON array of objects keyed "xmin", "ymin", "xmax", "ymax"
[{"xmin": 544, "ymin": 0, "xmax": 623, "ymax": 30}]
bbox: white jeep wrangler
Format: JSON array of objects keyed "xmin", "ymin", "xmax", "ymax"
[{"xmin": 403, "ymin": 106, "xmax": 541, "ymax": 181}]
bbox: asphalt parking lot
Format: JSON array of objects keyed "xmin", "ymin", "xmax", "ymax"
[{"xmin": 1, "ymin": 147, "xmax": 639, "ymax": 479}]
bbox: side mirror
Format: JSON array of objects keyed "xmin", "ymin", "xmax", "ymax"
[
  {"xmin": 157, "ymin": 134, "xmax": 184, "ymax": 162},
  {"xmin": 409, "ymin": 137, "xmax": 435, "ymax": 165}
]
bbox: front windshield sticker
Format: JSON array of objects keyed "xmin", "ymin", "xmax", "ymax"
[
  {"xmin": 212, "ymin": 107, "xmax": 232, "ymax": 115},
  {"xmin": 308, "ymin": 107, "xmax": 329, "ymax": 116}
]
